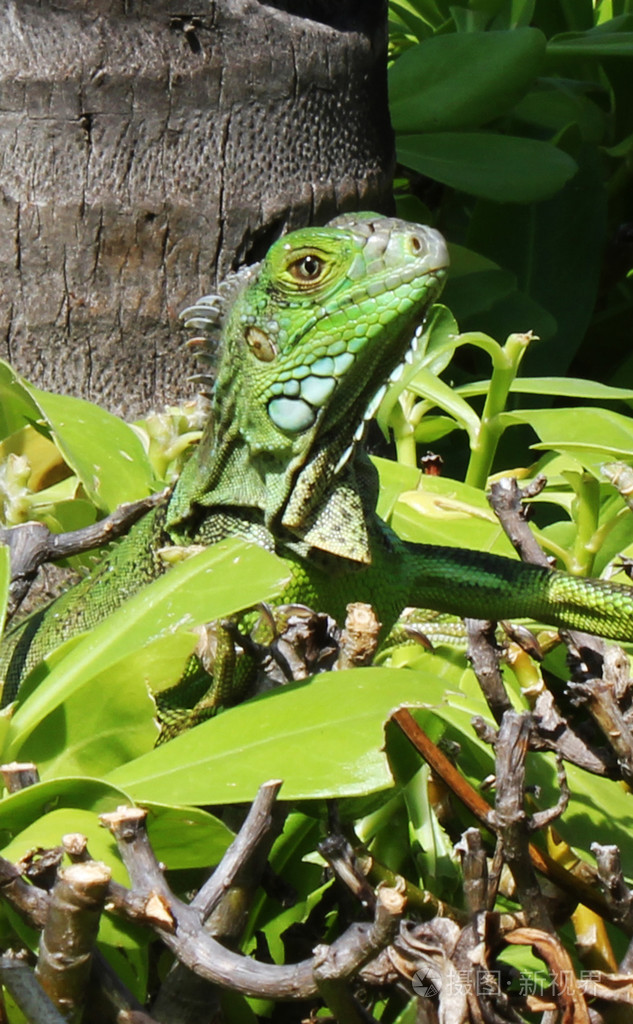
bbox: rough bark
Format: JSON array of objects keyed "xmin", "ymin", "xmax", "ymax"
[{"xmin": 0, "ymin": 0, "xmax": 393, "ymax": 416}]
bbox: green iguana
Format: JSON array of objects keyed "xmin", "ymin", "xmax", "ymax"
[{"xmin": 3, "ymin": 213, "xmax": 633, "ymax": 725}]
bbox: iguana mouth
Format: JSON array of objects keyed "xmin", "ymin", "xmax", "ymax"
[{"xmin": 325, "ymin": 293, "xmax": 443, "ymax": 477}]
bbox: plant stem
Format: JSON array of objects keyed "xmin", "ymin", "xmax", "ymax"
[{"xmin": 465, "ymin": 333, "xmax": 533, "ymax": 491}]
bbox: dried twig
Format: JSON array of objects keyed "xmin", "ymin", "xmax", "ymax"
[
  {"xmin": 490, "ymin": 475, "xmax": 633, "ymax": 790},
  {"xmin": 465, "ymin": 618, "xmax": 512, "ymax": 724},
  {"xmin": 454, "ymin": 828, "xmax": 488, "ymax": 915},
  {"xmin": 101, "ymin": 805, "xmax": 406, "ymax": 1000},
  {"xmin": 592, "ymin": 843, "xmax": 633, "ymax": 937},
  {"xmin": 567, "ymin": 643, "xmax": 633, "ymax": 786},
  {"xmin": 151, "ymin": 780, "xmax": 286, "ymax": 1023},
  {"xmin": 391, "ymin": 708, "xmax": 618, "ymax": 925},
  {"xmin": 0, "ymin": 761, "xmax": 40, "ymax": 793},
  {"xmin": 0, "ymin": 855, "xmax": 49, "ymax": 929},
  {"xmin": 489, "ymin": 711, "xmax": 553, "ymax": 932}
]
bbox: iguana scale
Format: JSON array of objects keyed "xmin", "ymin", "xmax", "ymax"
[{"xmin": 3, "ymin": 214, "xmax": 633, "ymax": 724}]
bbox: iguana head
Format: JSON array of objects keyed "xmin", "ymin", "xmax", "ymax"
[{"xmin": 174, "ymin": 214, "xmax": 449, "ymax": 559}]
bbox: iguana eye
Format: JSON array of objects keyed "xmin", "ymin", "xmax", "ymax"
[{"xmin": 288, "ymin": 254, "xmax": 325, "ymax": 283}]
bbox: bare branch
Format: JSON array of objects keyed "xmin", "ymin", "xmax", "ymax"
[
  {"xmin": 101, "ymin": 806, "xmax": 407, "ymax": 1000},
  {"xmin": 0, "ymin": 856, "xmax": 49, "ymax": 930},
  {"xmin": 454, "ymin": 829, "xmax": 488, "ymax": 915},
  {"xmin": 592, "ymin": 843, "xmax": 633, "ymax": 935},
  {"xmin": 489, "ymin": 712, "xmax": 553, "ymax": 932},
  {"xmin": 488, "ymin": 476, "xmax": 549, "ymax": 567},
  {"xmin": 391, "ymin": 708, "xmax": 617, "ymax": 925},
  {"xmin": 152, "ymin": 780, "xmax": 285, "ymax": 1023},
  {"xmin": 1, "ymin": 489, "xmax": 169, "ymax": 618},
  {"xmin": 0, "ymin": 955, "xmax": 67, "ymax": 1024},
  {"xmin": 465, "ymin": 618, "xmax": 511, "ymax": 724},
  {"xmin": 35, "ymin": 862, "xmax": 111, "ymax": 1022}
]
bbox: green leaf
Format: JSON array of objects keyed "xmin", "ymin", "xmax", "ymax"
[
  {"xmin": 548, "ymin": 21, "xmax": 633, "ymax": 56},
  {"xmin": 457, "ymin": 376, "xmax": 633, "ymax": 401},
  {"xmin": 389, "ymin": 28, "xmax": 545, "ymax": 132},
  {"xmin": 413, "ymin": 415, "xmax": 459, "ymax": 444},
  {"xmin": 443, "ymin": 268, "xmax": 517, "ymax": 321},
  {"xmin": 388, "ymin": 0, "xmax": 435, "ymax": 41},
  {"xmin": 468, "ymin": 143, "xmax": 607, "ymax": 374},
  {"xmin": 0, "ymin": 805, "xmax": 136, "ymax": 950},
  {"xmin": 396, "ymin": 366, "xmax": 482, "ymax": 439},
  {"xmin": 503, "ymin": 406, "xmax": 633, "ymax": 469},
  {"xmin": 18, "ymin": 381, "xmax": 158, "ymax": 512},
  {"xmin": 0, "ymin": 544, "xmax": 9, "ymax": 638},
  {"xmin": 13, "ymin": 636, "xmax": 194, "ymax": 776},
  {"xmin": 388, "ymin": 473, "xmax": 522, "ymax": 554},
  {"xmin": 373, "ymin": 456, "xmax": 426, "ymax": 522},
  {"xmin": 396, "ymin": 132, "xmax": 578, "ymax": 202},
  {"xmin": 143, "ymin": 802, "xmax": 234, "ymax": 870},
  {"xmin": 514, "ymin": 81, "xmax": 606, "ymax": 144},
  {"xmin": 0, "ymin": 777, "xmax": 132, "ymax": 841},
  {"xmin": 106, "ymin": 667, "xmax": 460, "ymax": 804},
  {"xmin": 1, "ymin": 807, "xmax": 127, "ymax": 883},
  {"xmin": 0, "ymin": 362, "xmax": 41, "ymax": 440},
  {"xmin": 3, "ymin": 540, "xmax": 290, "ymax": 757}
]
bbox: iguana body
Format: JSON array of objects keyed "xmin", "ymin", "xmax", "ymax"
[{"xmin": 3, "ymin": 214, "xmax": 633, "ymax": 716}]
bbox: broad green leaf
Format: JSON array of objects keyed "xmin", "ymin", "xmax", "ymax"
[
  {"xmin": 514, "ymin": 81, "xmax": 606, "ymax": 145},
  {"xmin": 373, "ymin": 456, "xmax": 426, "ymax": 521},
  {"xmin": 415, "ymin": 305, "xmax": 464, "ymax": 380},
  {"xmin": 503, "ymin": 407, "xmax": 633, "ymax": 469},
  {"xmin": 13, "ymin": 636, "xmax": 196, "ymax": 775},
  {"xmin": 389, "ymin": 28, "xmax": 545, "ymax": 132},
  {"xmin": 0, "ymin": 777, "xmax": 132, "ymax": 840},
  {"xmin": 0, "ymin": 424, "xmax": 68, "ymax": 493},
  {"xmin": 388, "ymin": 0, "xmax": 434, "ymax": 41},
  {"xmin": 443, "ymin": 268, "xmax": 517, "ymax": 321},
  {"xmin": 107, "ymin": 667, "xmax": 460, "ymax": 804},
  {"xmin": 396, "ymin": 132, "xmax": 578, "ymax": 203},
  {"xmin": 4, "ymin": 539, "xmax": 290, "ymax": 757},
  {"xmin": 1, "ymin": 807, "xmax": 127, "ymax": 883},
  {"xmin": 19, "ymin": 381, "xmax": 157, "ymax": 512},
  {"xmin": 468, "ymin": 143, "xmax": 606, "ymax": 374},
  {"xmin": 548, "ymin": 25, "xmax": 633, "ymax": 56}
]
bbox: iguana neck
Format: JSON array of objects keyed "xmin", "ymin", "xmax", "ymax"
[
  {"xmin": 167, "ymin": 214, "xmax": 449, "ymax": 563},
  {"xmin": 169, "ymin": 421, "xmax": 380, "ymax": 562}
]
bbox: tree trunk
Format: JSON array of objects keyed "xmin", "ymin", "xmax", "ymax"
[{"xmin": 0, "ymin": 0, "xmax": 393, "ymax": 416}]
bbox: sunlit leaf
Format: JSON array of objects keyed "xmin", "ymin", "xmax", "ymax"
[
  {"xmin": 3, "ymin": 540, "xmax": 290, "ymax": 757},
  {"xmin": 503, "ymin": 406, "xmax": 633, "ymax": 469},
  {"xmin": 19, "ymin": 381, "xmax": 158, "ymax": 512},
  {"xmin": 107, "ymin": 668, "xmax": 460, "ymax": 804}
]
